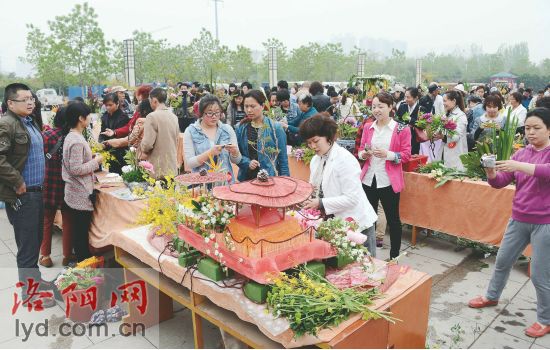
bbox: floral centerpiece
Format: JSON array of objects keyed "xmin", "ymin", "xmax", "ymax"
[
  {"xmin": 121, "ymin": 147, "xmax": 154, "ymax": 187},
  {"xmin": 135, "ymin": 175, "xmax": 191, "ymax": 237},
  {"xmin": 54, "ymin": 266, "xmax": 104, "ymax": 291},
  {"xmin": 315, "ymin": 217, "xmax": 373, "ymax": 270},
  {"xmin": 266, "ymin": 268, "xmax": 393, "ymax": 338}
]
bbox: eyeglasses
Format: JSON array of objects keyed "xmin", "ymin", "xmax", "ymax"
[
  {"xmin": 10, "ymin": 98, "xmax": 35, "ymax": 104},
  {"xmin": 204, "ymin": 112, "xmax": 222, "ymax": 118}
]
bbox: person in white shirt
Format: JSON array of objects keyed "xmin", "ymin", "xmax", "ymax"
[
  {"xmin": 508, "ymin": 92, "xmax": 528, "ymax": 127},
  {"xmin": 441, "ymin": 91, "xmax": 469, "ymax": 170},
  {"xmin": 301, "ymin": 113, "xmax": 378, "ymax": 256}
]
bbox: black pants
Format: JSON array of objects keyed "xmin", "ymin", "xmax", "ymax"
[
  {"xmin": 363, "ymin": 177, "xmax": 402, "ymax": 259},
  {"xmin": 64, "ymin": 206, "xmax": 92, "ymax": 262},
  {"xmin": 5, "ymin": 192, "xmax": 44, "ymax": 290}
]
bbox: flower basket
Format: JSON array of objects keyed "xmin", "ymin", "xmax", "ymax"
[{"xmin": 403, "ymin": 155, "xmax": 428, "ymax": 172}]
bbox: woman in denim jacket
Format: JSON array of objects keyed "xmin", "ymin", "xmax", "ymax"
[
  {"xmin": 183, "ymin": 95, "xmax": 241, "ymax": 183},
  {"xmin": 235, "ymin": 90, "xmax": 289, "ymax": 182}
]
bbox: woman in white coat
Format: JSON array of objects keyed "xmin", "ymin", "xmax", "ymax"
[
  {"xmin": 300, "ymin": 113, "xmax": 378, "ymax": 256},
  {"xmin": 441, "ymin": 90, "xmax": 468, "ymax": 170}
]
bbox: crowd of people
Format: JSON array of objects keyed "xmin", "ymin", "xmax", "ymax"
[{"xmin": 0, "ymin": 77, "xmax": 549, "ymax": 337}]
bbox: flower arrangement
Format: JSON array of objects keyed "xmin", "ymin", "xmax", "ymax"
[
  {"xmin": 315, "ymin": 217, "xmax": 373, "ymax": 269},
  {"xmin": 417, "ymin": 161, "xmax": 468, "ymax": 188},
  {"xmin": 415, "ymin": 113, "xmax": 458, "ymax": 140},
  {"xmin": 121, "ymin": 147, "xmax": 154, "ymax": 183},
  {"xmin": 189, "ymin": 195, "xmax": 235, "ymax": 234},
  {"xmin": 54, "ymin": 267, "xmax": 104, "ymax": 291},
  {"xmin": 135, "ymin": 175, "xmax": 191, "ymax": 237},
  {"xmin": 290, "ymin": 208, "xmax": 323, "ymax": 230},
  {"xmin": 266, "ymin": 268, "xmax": 393, "ymax": 338},
  {"xmin": 337, "ymin": 122, "xmax": 359, "ymax": 140},
  {"xmin": 89, "ymin": 139, "xmax": 117, "ymax": 169},
  {"xmin": 291, "ymin": 146, "xmax": 316, "ymax": 165},
  {"xmin": 167, "ymin": 87, "xmax": 183, "ymax": 109}
]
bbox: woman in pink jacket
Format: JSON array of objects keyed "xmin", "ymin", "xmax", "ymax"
[{"xmin": 358, "ymin": 92, "xmax": 412, "ymax": 260}]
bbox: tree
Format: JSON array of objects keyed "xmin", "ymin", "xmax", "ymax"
[{"xmin": 25, "ymin": 2, "xmax": 110, "ymax": 93}]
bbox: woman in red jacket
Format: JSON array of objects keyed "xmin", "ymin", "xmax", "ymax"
[{"xmin": 358, "ymin": 92, "xmax": 411, "ymax": 260}]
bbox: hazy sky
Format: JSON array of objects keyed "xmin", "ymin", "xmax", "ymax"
[{"xmin": 1, "ymin": 0, "xmax": 549, "ymax": 73}]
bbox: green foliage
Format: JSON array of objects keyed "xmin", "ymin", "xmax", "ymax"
[
  {"xmin": 338, "ymin": 123, "xmax": 358, "ymax": 140},
  {"xmin": 459, "ymin": 152, "xmax": 486, "ymax": 180}
]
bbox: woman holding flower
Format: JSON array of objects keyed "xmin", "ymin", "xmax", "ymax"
[
  {"xmin": 300, "ymin": 113, "xmax": 378, "ymax": 256},
  {"xmin": 358, "ymin": 93, "xmax": 412, "ymax": 259},
  {"xmin": 471, "ymin": 95, "xmax": 506, "ymax": 142},
  {"xmin": 469, "ymin": 107, "xmax": 550, "ymax": 339},
  {"xmin": 235, "ymin": 90, "xmax": 289, "ymax": 181},
  {"xmin": 62, "ymin": 102, "xmax": 103, "ymax": 262},
  {"xmin": 183, "ymin": 95, "xmax": 241, "ymax": 183},
  {"xmin": 441, "ymin": 90, "xmax": 468, "ymax": 170}
]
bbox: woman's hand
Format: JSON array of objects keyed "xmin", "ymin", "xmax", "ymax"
[
  {"xmin": 372, "ymin": 148, "xmax": 387, "ymax": 158},
  {"xmin": 280, "ymin": 122, "xmax": 288, "ymax": 130},
  {"xmin": 94, "ymin": 154, "xmax": 104, "ymax": 165},
  {"xmin": 358, "ymin": 150, "xmax": 373, "ymax": 160},
  {"xmin": 303, "ymin": 198, "xmax": 320, "ymax": 210},
  {"xmin": 225, "ymin": 144, "xmax": 239, "ymax": 157},
  {"xmin": 495, "ymin": 160, "xmax": 521, "ymax": 172},
  {"xmin": 249, "ymin": 159, "xmax": 260, "ymax": 170},
  {"xmin": 101, "ymin": 128, "xmax": 115, "ymax": 137},
  {"xmin": 484, "ymin": 166, "xmax": 497, "ymax": 179},
  {"xmin": 209, "ymin": 145, "xmax": 223, "ymax": 157},
  {"xmin": 103, "ymin": 138, "xmax": 123, "ymax": 148}
]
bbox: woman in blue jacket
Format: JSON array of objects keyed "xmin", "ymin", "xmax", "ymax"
[
  {"xmin": 235, "ymin": 90, "xmax": 289, "ymax": 181},
  {"xmin": 281, "ymin": 93, "xmax": 318, "ymax": 146}
]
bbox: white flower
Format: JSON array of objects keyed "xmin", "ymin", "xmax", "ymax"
[
  {"xmin": 130, "ymin": 146, "xmax": 136, "ymax": 152},
  {"xmin": 202, "ymin": 219, "xmax": 210, "ymax": 226},
  {"xmin": 218, "ymin": 253, "xmax": 223, "ymax": 258},
  {"xmin": 202, "ymin": 207, "xmax": 208, "ymax": 213},
  {"xmin": 210, "ymin": 218, "xmax": 216, "ymax": 225},
  {"xmin": 209, "ymin": 233, "xmax": 215, "ymax": 239},
  {"xmin": 221, "ymin": 217, "xmax": 227, "ymax": 224},
  {"xmin": 214, "ymin": 243, "xmax": 219, "ymax": 249},
  {"xmin": 204, "ymin": 237, "xmax": 210, "ymax": 244},
  {"xmin": 238, "ymin": 258, "xmax": 244, "ymax": 263},
  {"xmin": 206, "ymin": 249, "xmax": 211, "ymax": 254},
  {"xmin": 214, "ymin": 249, "xmax": 219, "ymax": 256},
  {"xmin": 121, "ymin": 165, "xmax": 134, "ymax": 173}
]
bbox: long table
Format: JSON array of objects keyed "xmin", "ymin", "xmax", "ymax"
[
  {"xmin": 399, "ymin": 172, "xmax": 531, "ymax": 257},
  {"xmin": 112, "ymin": 225, "xmax": 431, "ymax": 348}
]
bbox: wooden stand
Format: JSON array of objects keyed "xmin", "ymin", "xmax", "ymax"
[{"xmin": 114, "ymin": 246, "xmax": 431, "ymax": 348}]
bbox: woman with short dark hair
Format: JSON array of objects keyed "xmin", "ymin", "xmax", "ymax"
[
  {"xmin": 62, "ymin": 102, "xmax": 102, "ymax": 262},
  {"xmin": 300, "ymin": 113, "xmax": 378, "ymax": 255},
  {"xmin": 309, "ymin": 81, "xmax": 331, "ymax": 112},
  {"xmin": 281, "ymin": 93, "xmax": 318, "ymax": 146},
  {"xmin": 469, "ymin": 107, "xmax": 550, "ymax": 339},
  {"xmin": 509, "ymin": 91, "xmax": 528, "ymax": 127}
]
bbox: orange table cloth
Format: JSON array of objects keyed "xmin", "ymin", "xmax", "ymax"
[{"xmin": 399, "ymin": 172, "xmax": 531, "ymax": 256}]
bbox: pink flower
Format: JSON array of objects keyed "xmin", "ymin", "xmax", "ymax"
[
  {"xmin": 346, "ymin": 230, "xmax": 367, "ymax": 244},
  {"xmin": 420, "ymin": 113, "xmax": 432, "ymax": 120},
  {"xmin": 444, "ymin": 120, "xmax": 457, "ymax": 131},
  {"xmin": 344, "ymin": 116, "xmax": 357, "ymax": 126},
  {"xmin": 139, "ymin": 161, "xmax": 155, "ymax": 174},
  {"xmin": 345, "ymin": 217, "xmax": 355, "ymax": 223}
]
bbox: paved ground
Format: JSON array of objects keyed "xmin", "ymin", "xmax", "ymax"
[{"xmin": 0, "ymin": 208, "xmax": 545, "ymax": 349}]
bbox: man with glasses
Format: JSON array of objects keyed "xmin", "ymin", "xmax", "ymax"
[
  {"xmin": 140, "ymin": 87, "xmax": 180, "ymax": 178},
  {"xmin": 0, "ymin": 83, "xmax": 56, "ymax": 307}
]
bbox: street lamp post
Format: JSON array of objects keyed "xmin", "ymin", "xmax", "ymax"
[
  {"xmin": 268, "ymin": 46, "xmax": 278, "ymax": 88},
  {"xmin": 123, "ymin": 39, "xmax": 136, "ymax": 88},
  {"xmin": 357, "ymin": 52, "xmax": 366, "ymax": 77}
]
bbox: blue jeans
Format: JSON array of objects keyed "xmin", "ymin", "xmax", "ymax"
[
  {"xmin": 5, "ymin": 192, "xmax": 44, "ymax": 291},
  {"xmin": 486, "ymin": 219, "xmax": 550, "ymax": 325}
]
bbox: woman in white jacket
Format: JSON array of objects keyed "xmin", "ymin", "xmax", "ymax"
[
  {"xmin": 442, "ymin": 90, "xmax": 468, "ymax": 171},
  {"xmin": 300, "ymin": 113, "xmax": 378, "ymax": 256}
]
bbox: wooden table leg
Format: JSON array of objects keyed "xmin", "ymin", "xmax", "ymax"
[
  {"xmin": 411, "ymin": 226, "xmax": 418, "ymax": 246},
  {"xmin": 192, "ymin": 310, "xmax": 204, "ymax": 348}
]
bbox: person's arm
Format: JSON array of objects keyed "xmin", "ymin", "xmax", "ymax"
[
  {"xmin": 98, "ymin": 115, "xmax": 107, "ymax": 142},
  {"xmin": 140, "ymin": 116, "xmax": 157, "ymax": 154},
  {"xmin": 0, "ymin": 123, "xmax": 24, "ymax": 189},
  {"xmin": 287, "ymin": 112, "xmax": 303, "ymax": 133},
  {"xmin": 228, "ymin": 128, "xmax": 242, "ymax": 165},
  {"xmin": 396, "ymin": 126, "xmax": 412, "ymax": 164},
  {"xmin": 183, "ymin": 128, "xmax": 210, "ymax": 169},
  {"xmin": 114, "ymin": 111, "xmax": 138, "ymax": 138},
  {"xmin": 65, "ymin": 143, "xmax": 99, "ymax": 176},
  {"xmin": 275, "ymin": 123, "xmax": 289, "ymax": 176}
]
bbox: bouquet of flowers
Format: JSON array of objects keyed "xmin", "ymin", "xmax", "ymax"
[
  {"xmin": 121, "ymin": 147, "xmax": 154, "ymax": 183},
  {"xmin": 415, "ymin": 113, "xmax": 458, "ymax": 140},
  {"xmin": 89, "ymin": 139, "xmax": 116, "ymax": 169},
  {"xmin": 54, "ymin": 267, "xmax": 104, "ymax": 291},
  {"xmin": 189, "ymin": 195, "xmax": 235, "ymax": 234},
  {"xmin": 316, "ymin": 217, "xmax": 373, "ymax": 270},
  {"xmin": 167, "ymin": 87, "xmax": 183, "ymax": 109}
]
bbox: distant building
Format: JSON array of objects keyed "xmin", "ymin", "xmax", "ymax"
[{"xmin": 489, "ymin": 72, "xmax": 518, "ymax": 90}]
